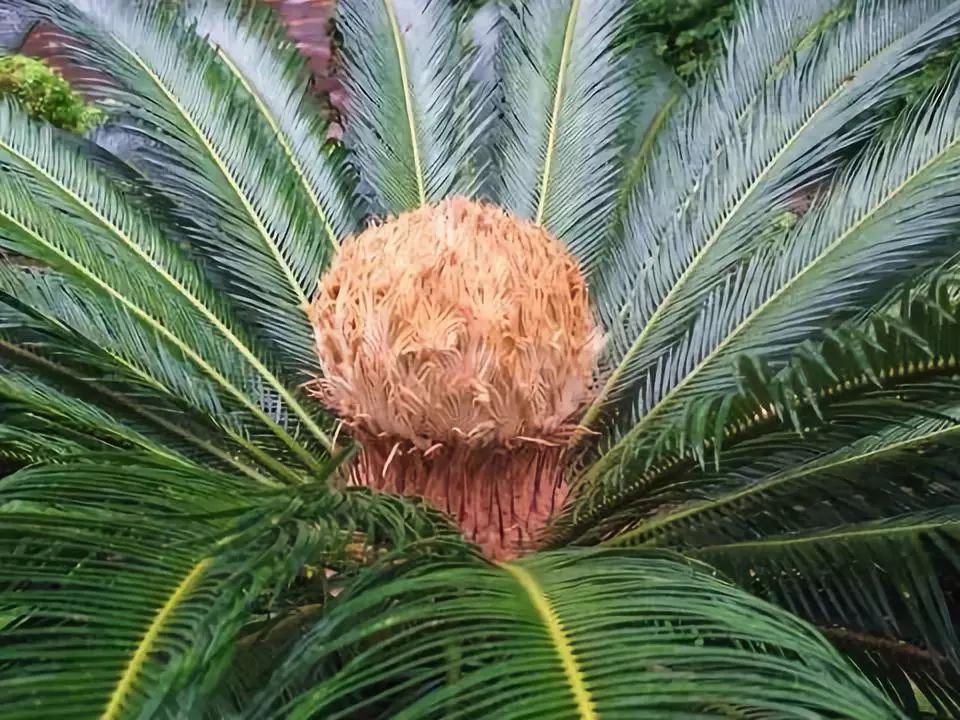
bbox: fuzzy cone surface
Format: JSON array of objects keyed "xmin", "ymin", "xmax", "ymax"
[{"xmin": 310, "ymin": 197, "xmax": 602, "ymax": 558}]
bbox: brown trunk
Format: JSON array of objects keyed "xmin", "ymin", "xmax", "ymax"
[{"xmin": 349, "ymin": 437, "xmax": 570, "ymax": 561}]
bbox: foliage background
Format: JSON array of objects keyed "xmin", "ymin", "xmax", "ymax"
[
  {"xmin": 632, "ymin": 0, "xmax": 956, "ymax": 90},
  {"xmin": 627, "ymin": 0, "xmax": 735, "ymax": 78},
  {"xmin": 0, "ymin": 54, "xmax": 101, "ymax": 132},
  {"xmin": 4, "ymin": 0, "xmax": 949, "ymax": 133}
]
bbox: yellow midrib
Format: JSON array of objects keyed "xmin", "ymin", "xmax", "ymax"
[
  {"xmin": 383, "ymin": 0, "xmax": 427, "ymax": 206},
  {"xmin": 612, "ymin": 415, "xmax": 960, "ymax": 546},
  {"xmin": 212, "ymin": 46, "xmax": 340, "ymax": 252},
  {"xmin": 501, "ymin": 562, "xmax": 598, "ymax": 720},
  {"xmin": 101, "ymin": 558, "xmax": 211, "ymax": 720},
  {"xmin": 535, "ymin": 0, "xmax": 581, "ymax": 226},
  {"xmin": 586, "ymin": 114, "xmax": 960, "ymax": 490},
  {"xmin": 0, "ymin": 197, "xmax": 318, "ymax": 474}
]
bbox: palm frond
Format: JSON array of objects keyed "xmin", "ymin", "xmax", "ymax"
[
  {"xmin": 29, "ymin": 0, "xmax": 354, "ymax": 381},
  {"xmin": 607, "ymin": 0, "xmax": 840, "ymax": 238},
  {"xmin": 0, "ymin": 453, "xmax": 459, "ymax": 719},
  {"xmin": 241, "ymin": 549, "xmax": 898, "ymax": 719},
  {"xmin": 584, "ymin": 0, "xmax": 960, "ymax": 441},
  {"xmin": 0, "ymin": 99, "xmax": 334, "ymax": 471},
  {"xmin": 0, "ymin": 459, "xmax": 319, "ymax": 720},
  {"xmin": 338, "ymin": 0, "xmax": 488, "ymax": 214},
  {"xmin": 694, "ymin": 510, "xmax": 960, "ymax": 715},
  {"xmin": 582, "ymin": 29, "xmax": 960, "ymax": 495},
  {"xmin": 559, "ymin": 283, "xmax": 960, "ymax": 544},
  {"xmin": 494, "ymin": 0, "xmax": 633, "ymax": 270},
  {"xmin": 589, "ymin": 0, "xmax": 849, "ymax": 386},
  {"xmin": 182, "ymin": 0, "xmax": 359, "ymax": 256},
  {"xmin": 602, "ymin": 412, "xmax": 960, "ymax": 549},
  {"xmin": 552, "ymin": 287, "xmax": 960, "ymax": 713},
  {"xmin": 0, "ymin": 366, "xmax": 186, "ymax": 464},
  {"xmin": 0, "ymin": 268, "xmax": 294, "ymax": 483}
]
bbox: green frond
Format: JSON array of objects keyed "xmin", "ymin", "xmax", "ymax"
[
  {"xmin": 0, "ymin": 459, "xmax": 319, "ymax": 720},
  {"xmin": 241, "ymin": 549, "xmax": 899, "ymax": 719},
  {"xmin": 0, "ymin": 98, "xmax": 334, "ymax": 471},
  {"xmin": 601, "ymin": 412, "xmax": 960, "ymax": 549},
  {"xmin": 581, "ymin": 26, "xmax": 960, "ymax": 497},
  {"xmin": 0, "ymin": 271, "xmax": 290, "ymax": 484},
  {"xmin": 0, "ymin": 367, "xmax": 186, "ymax": 464},
  {"xmin": 549, "ymin": 284, "xmax": 960, "ymax": 710},
  {"xmin": 0, "ymin": 455, "xmax": 459, "ymax": 719},
  {"xmin": 584, "ymin": 0, "xmax": 960, "ymax": 444},
  {"xmin": 571, "ymin": 285, "xmax": 959, "ymax": 532},
  {"xmin": 494, "ymin": 0, "xmax": 633, "ymax": 270},
  {"xmin": 693, "ymin": 510, "xmax": 960, "ymax": 657},
  {"xmin": 338, "ymin": 0, "xmax": 488, "ymax": 214},
  {"xmin": 1, "ymin": 0, "xmax": 958, "ymax": 715},
  {"xmin": 32, "ymin": 0, "xmax": 354, "ymax": 381},
  {"xmin": 182, "ymin": 0, "xmax": 359, "ymax": 256},
  {"xmin": 605, "ymin": 0, "xmax": 838, "ymax": 248},
  {"xmin": 694, "ymin": 509, "xmax": 960, "ymax": 714}
]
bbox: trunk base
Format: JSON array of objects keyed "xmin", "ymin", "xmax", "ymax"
[{"xmin": 348, "ymin": 438, "xmax": 568, "ymax": 560}]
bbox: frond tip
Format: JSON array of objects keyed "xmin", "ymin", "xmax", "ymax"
[{"xmin": 310, "ymin": 197, "xmax": 603, "ymax": 557}]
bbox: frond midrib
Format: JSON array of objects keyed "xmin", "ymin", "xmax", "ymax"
[
  {"xmin": 100, "ymin": 557, "xmax": 211, "ymax": 720},
  {"xmin": 501, "ymin": 561, "xmax": 598, "ymax": 720},
  {"xmin": 608, "ymin": 413, "xmax": 960, "ymax": 547},
  {"xmin": 610, "ymin": 1, "xmax": 838, "ymax": 255},
  {"xmin": 383, "ymin": 0, "xmax": 426, "ymax": 205},
  {"xmin": 582, "ymin": 88, "xmax": 960, "ymax": 490},
  {"xmin": 90, "ymin": 341, "xmax": 300, "ymax": 483},
  {"xmin": 212, "ymin": 46, "xmax": 341, "ymax": 251},
  {"xmin": 3, "ymin": 321, "xmax": 290, "ymax": 484},
  {"xmin": 556, "ymin": 351, "xmax": 960, "ymax": 546},
  {"xmin": 13, "ymin": 278, "xmax": 302, "ymax": 481},
  {"xmin": 692, "ymin": 515, "xmax": 958, "ymax": 555},
  {"xmin": 0, "ymin": 338, "xmax": 214, "ymax": 470},
  {"xmin": 614, "ymin": 90, "xmax": 678, "ymax": 219},
  {"xmin": 534, "ymin": 0, "xmax": 581, "ymax": 226}
]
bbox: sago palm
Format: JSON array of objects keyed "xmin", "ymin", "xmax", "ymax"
[{"xmin": 2, "ymin": 0, "xmax": 960, "ymax": 717}]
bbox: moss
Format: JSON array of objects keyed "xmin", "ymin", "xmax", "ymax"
[{"xmin": 0, "ymin": 55, "xmax": 103, "ymax": 133}]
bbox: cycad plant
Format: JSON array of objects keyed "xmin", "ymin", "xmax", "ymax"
[{"xmin": 3, "ymin": 0, "xmax": 960, "ymax": 717}]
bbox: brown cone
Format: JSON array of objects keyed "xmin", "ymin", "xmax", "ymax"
[{"xmin": 310, "ymin": 197, "xmax": 601, "ymax": 558}]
